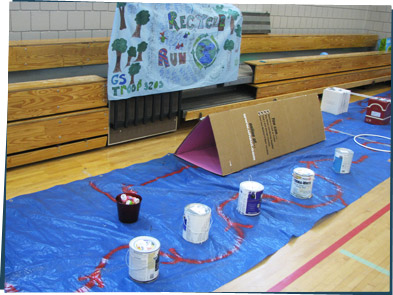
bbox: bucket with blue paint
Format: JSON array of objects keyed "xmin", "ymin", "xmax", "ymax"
[
  {"xmin": 237, "ymin": 181, "xmax": 264, "ymax": 216},
  {"xmin": 333, "ymin": 147, "xmax": 354, "ymax": 174}
]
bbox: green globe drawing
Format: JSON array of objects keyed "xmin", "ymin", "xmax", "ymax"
[{"xmin": 192, "ymin": 37, "xmax": 219, "ymax": 69}]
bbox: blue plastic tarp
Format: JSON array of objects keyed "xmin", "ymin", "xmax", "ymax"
[{"xmin": 5, "ymin": 92, "xmax": 391, "ymax": 292}]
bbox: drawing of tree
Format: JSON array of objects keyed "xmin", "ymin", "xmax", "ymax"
[
  {"xmin": 224, "ymin": 39, "xmax": 235, "ymax": 67},
  {"xmin": 111, "ymin": 38, "xmax": 127, "ymax": 73},
  {"xmin": 128, "ymin": 63, "xmax": 141, "ymax": 85},
  {"xmin": 228, "ymin": 9, "xmax": 240, "ymax": 34},
  {"xmin": 235, "ymin": 24, "xmax": 242, "ymax": 38},
  {"xmin": 213, "ymin": 5, "xmax": 225, "ymax": 14},
  {"xmin": 378, "ymin": 38, "xmax": 387, "ymax": 51},
  {"xmin": 126, "ymin": 46, "xmax": 137, "ymax": 66},
  {"xmin": 136, "ymin": 41, "xmax": 148, "ymax": 62},
  {"xmin": 224, "ymin": 39, "xmax": 234, "ymax": 52},
  {"xmin": 132, "ymin": 10, "xmax": 150, "ymax": 38},
  {"xmin": 117, "ymin": 3, "xmax": 127, "ymax": 30}
]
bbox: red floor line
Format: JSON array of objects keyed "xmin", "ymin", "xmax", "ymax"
[{"xmin": 267, "ymin": 203, "xmax": 390, "ymax": 292}]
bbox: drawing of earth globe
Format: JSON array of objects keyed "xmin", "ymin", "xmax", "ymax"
[{"xmin": 194, "ymin": 38, "xmax": 218, "ymax": 68}]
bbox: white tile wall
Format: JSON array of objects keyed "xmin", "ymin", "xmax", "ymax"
[
  {"xmin": 41, "ymin": 30, "xmax": 59, "ymax": 39},
  {"xmin": 92, "ymin": 2, "xmax": 109, "ymax": 11},
  {"xmin": 10, "ymin": 10, "xmax": 31, "ymax": 32},
  {"xmin": 68, "ymin": 11, "xmax": 84, "ymax": 30},
  {"xmin": 75, "ymin": 30, "xmax": 92, "ymax": 39},
  {"xmin": 85, "ymin": 11, "xmax": 100, "ymax": 30},
  {"xmin": 40, "ymin": 2, "xmax": 59, "ymax": 11},
  {"xmin": 58, "ymin": 2, "xmax": 76, "ymax": 11},
  {"xmin": 22, "ymin": 31, "xmax": 40, "ymax": 40},
  {"xmin": 50, "ymin": 11, "xmax": 67, "ymax": 31},
  {"xmin": 8, "ymin": 2, "xmax": 391, "ymax": 41},
  {"xmin": 59, "ymin": 31, "xmax": 76, "ymax": 39},
  {"xmin": 31, "ymin": 11, "xmax": 50, "ymax": 31},
  {"xmin": 20, "ymin": 2, "xmax": 40, "ymax": 10},
  {"xmin": 76, "ymin": 2, "xmax": 93, "ymax": 11},
  {"xmin": 101, "ymin": 11, "xmax": 115, "ymax": 30}
]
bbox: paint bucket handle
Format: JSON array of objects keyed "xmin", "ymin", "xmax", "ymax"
[
  {"xmin": 126, "ymin": 249, "xmax": 145, "ymax": 271},
  {"xmin": 125, "ymin": 248, "xmax": 130, "ymax": 267}
]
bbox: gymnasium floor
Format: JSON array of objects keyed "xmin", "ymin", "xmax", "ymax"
[{"xmin": 5, "ymin": 82, "xmax": 391, "ymax": 292}]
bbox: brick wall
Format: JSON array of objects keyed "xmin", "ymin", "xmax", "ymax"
[{"xmin": 9, "ymin": 2, "xmax": 392, "ymax": 41}]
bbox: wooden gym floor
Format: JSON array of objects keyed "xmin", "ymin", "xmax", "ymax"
[{"xmin": 5, "ymin": 82, "xmax": 391, "ymax": 292}]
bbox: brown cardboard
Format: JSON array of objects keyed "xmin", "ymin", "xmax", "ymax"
[{"xmin": 175, "ymin": 94, "xmax": 326, "ymax": 176}]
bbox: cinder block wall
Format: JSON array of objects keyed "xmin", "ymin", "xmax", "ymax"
[
  {"xmin": 9, "ymin": 1, "xmax": 116, "ymax": 40},
  {"xmin": 236, "ymin": 4, "xmax": 391, "ymax": 38},
  {"xmin": 9, "ymin": 2, "xmax": 392, "ymax": 41}
]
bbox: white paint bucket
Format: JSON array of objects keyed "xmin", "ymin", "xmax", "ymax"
[
  {"xmin": 237, "ymin": 181, "xmax": 264, "ymax": 216},
  {"xmin": 333, "ymin": 147, "xmax": 354, "ymax": 174},
  {"xmin": 290, "ymin": 167, "xmax": 315, "ymax": 199},
  {"xmin": 182, "ymin": 203, "xmax": 212, "ymax": 244},
  {"xmin": 128, "ymin": 236, "xmax": 160, "ymax": 283}
]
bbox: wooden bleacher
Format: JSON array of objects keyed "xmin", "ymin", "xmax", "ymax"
[
  {"xmin": 247, "ymin": 51, "xmax": 390, "ymax": 84},
  {"xmin": 8, "ymin": 38, "xmax": 109, "ymax": 72},
  {"xmin": 7, "ymin": 34, "xmax": 389, "ymax": 167},
  {"xmin": 9, "ymin": 34, "xmax": 379, "ymax": 72},
  {"xmin": 239, "ymin": 34, "xmax": 379, "ymax": 53},
  {"xmin": 183, "ymin": 34, "xmax": 391, "ymax": 121},
  {"xmin": 7, "ymin": 76, "xmax": 108, "ymax": 168},
  {"xmin": 246, "ymin": 51, "xmax": 391, "ymax": 99}
]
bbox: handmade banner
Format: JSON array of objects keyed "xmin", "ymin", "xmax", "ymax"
[{"xmin": 107, "ymin": 3, "xmax": 243, "ymax": 100}]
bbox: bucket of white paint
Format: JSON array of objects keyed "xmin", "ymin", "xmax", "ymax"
[
  {"xmin": 333, "ymin": 147, "xmax": 354, "ymax": 174},
  {"xmin": 182, "ymin": 203, "xmax": 212, "ymax": 244},
  {"xmin": 237, "ymin": 181, "xmax": 264, "ymax": 216},
  {"xmin": 290, "ymin": 167, "xmax": 315, "ymax": 199},
  {"xmin": 128, "ymin": 236, "xmax": 160, "ymax": 283}
]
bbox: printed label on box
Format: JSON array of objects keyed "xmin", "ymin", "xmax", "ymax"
[
  {"xmin": 257, "ymin": 109, "xmax": 278, "ymax": 156},
  {"xmin": 371, "ymin": 111, "xmax": 381, "ymax": 118}
]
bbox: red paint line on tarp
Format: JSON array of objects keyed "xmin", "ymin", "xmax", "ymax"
[{"xmin": 267, "ymin": 203, "xmax": 390, "ymax": 292}]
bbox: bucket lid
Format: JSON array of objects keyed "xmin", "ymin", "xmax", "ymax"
[
  {"xmin": 335, "ymin": 147, "xmax": 354, "ymax": 154},
  {"xmin": 129, "ymin": 236, "xmax": 160, "ymax": 252},
  {"xmin": 185, "ymin": 203, "xmax": 211, "ymax": 216},
  {"xmin": 293, "ymin": 167, "xmax": 315, "ymax": 177},
  {"xmin": 239, "ymin": 181, "xmax": 264, "ymax": 191}
]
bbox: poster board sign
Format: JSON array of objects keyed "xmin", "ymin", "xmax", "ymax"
[
  {"xmin": 107, "ymin": 3, "xmax": 243, "ymax": 100},
  {"xmin": 175, "ymin": 94, "xmax": 326, "ymax": 176}
]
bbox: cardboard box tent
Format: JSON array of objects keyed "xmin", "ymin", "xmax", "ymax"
[{"xmin": 175, "ymin": 94, "xmax": 326, "ymax": 176}]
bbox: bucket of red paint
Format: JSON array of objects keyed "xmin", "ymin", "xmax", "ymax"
[{"xmin": 116, "ymin": 193, "xmax": 142, "ymax": 223}]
